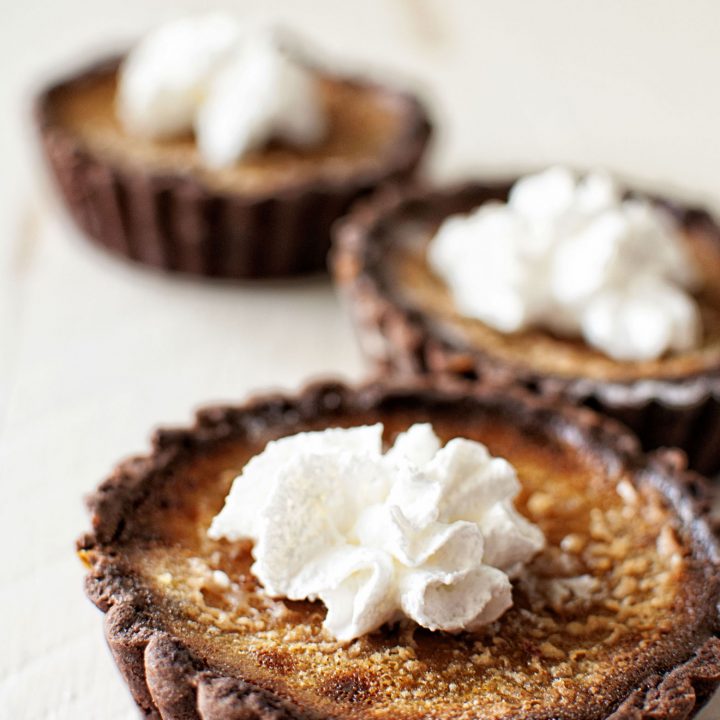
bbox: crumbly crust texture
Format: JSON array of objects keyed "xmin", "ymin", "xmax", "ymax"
[
  {"xmin": 331, "ymin": 184, "xmax": 720, "ymax": 476},
  {"xmin": 36, "ymin": 57, "xmax": 431, "ymax": 278},
  {"xmin": 78, "ymin": 381, "xmax": 720, "ymax": 719}
]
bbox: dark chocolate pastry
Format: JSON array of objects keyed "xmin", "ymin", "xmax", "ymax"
[
  {"xmin": 332, "ymin": 183, "xmax": 720, "ymax": 476},
  {"xmin": 78, "ymin": 381, "xmax": 720, "ymax": 719},
  {"xmin": 37, "ymin": 57, "xmax": 430, "ymax": 278}
]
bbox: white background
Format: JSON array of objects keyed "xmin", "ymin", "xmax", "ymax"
[{"xmin": 2, "ymin": 1, "xmax": 720, "ymax": 717}]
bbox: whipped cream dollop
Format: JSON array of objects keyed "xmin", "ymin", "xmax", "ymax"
[
  {"xmin": 209, "ymin": 424, "xmax": 544, "ymax": 642},
  {"xmin": 428, "ymin": 167, "xmax": 701, "ymax": 361},
  {"xmin": 117, "ymin": 15, "xmax": 326, "ymax": 167}
]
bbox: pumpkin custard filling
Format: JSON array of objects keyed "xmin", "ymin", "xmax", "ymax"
[{"xmin": 78, "ymin": 382, "xmax": 720, "ymax": 720}]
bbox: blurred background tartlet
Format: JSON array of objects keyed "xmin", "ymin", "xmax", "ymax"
[
  {"xmin": 333, "ymin": 171, "xmax": 720, "ymax": 476},
  {"xmin": 37, "ymin": 17, "xmax": 431, "ymax": 278}
]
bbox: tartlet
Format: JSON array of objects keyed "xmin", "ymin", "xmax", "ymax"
[
  {"xmin": 37, "ymin": 57, "xmax": 430, "ymax": 278},
  {"xmin": 78, "ymin": 381, "xmax": 720, "ymax": 719},
  {"xmin": 332, "ymin": 183, "xmax": 720, "ymax": 476}
]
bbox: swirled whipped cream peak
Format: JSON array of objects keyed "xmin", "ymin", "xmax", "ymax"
[
  {"xmin": 116, "ymin": 15, "xmax": 326, "ymax": 167},
  {"xmin": 208, "ymin": 423, "xmax": 544, "ymax": 642},
  {"xmin": 428, "ymin": 167, "xmax": 702, "ymax": 361}
]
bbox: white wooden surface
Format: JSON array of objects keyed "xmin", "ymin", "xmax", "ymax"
[{"xmin": 2, "ymin": 1, "xmax": 720, "ymax": 717}]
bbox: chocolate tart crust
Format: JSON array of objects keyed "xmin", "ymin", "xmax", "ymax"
[
  {"xmin": 78, "ymin": 380, "xmax": 720, "ymax": 719},
  {"xmin": 37, "ymin": 57, "xmax": 431, "ymax": 279},
  {"xmin": 332, "ymin": 183, "xmax": 720, "ymax": 476}
]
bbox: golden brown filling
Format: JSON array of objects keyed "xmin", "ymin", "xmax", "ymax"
[
  {"xmin": 49, "ymin": 69, "xmax": 407, "ymax": 194},
  {"xmin": 102, "ymin": 411, "xmax": 700, "ymax": 720},
  {"xmin": 383, "ymin": 221, "xmax": 720, "ymax": 382}
]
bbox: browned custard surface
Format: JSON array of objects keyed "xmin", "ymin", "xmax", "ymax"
[
  {"xmin": 381, "ymin": 213, "xmax": 720, "ymax": 383},
  {"xmin": 48, "ymin": 67, "xmax": 407, "ymax": 194},
  {"xmin": 87, "ymin": 407, "xmax": 708, "ymax": 720}
]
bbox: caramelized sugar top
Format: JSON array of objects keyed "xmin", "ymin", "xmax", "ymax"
[
  {"xmin": 50, "ymin": 68, "xmax": 408, "ymax": 194},
  {"xmin": 382, "ymin": 216, "xmax": 720, "ymax": 382},
  {"xmin": 111, "ymin": 409, "xmax": 703, "ymax": 720}
]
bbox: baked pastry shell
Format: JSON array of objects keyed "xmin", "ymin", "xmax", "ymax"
[
  {"xmin": 332, "ymin": 183, "xmax": 720, "ymax": 477},
  {"xmin": 78, "ymin": 380, "xmax": 720, "ymax": 719},
  {"xmin": 36, "ymin": 57, "xmax": 432, "ymax": 279}
]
